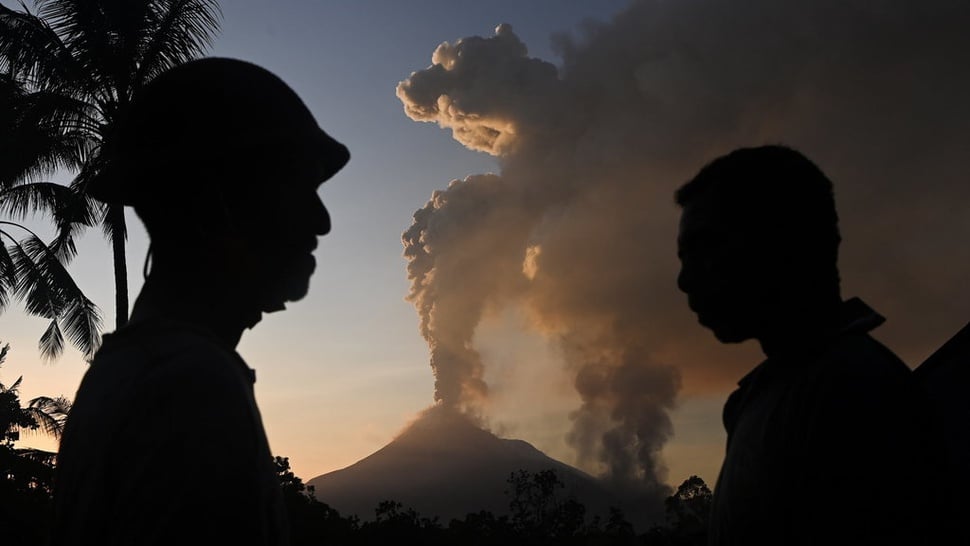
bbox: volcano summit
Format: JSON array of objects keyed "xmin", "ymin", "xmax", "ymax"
[{"xmin": 307, "ymin": 406, "xmax": 661, "ymax": 530}]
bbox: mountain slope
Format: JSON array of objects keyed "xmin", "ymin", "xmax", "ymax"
[{"xmin": 306, "ymin": 406, "xmax": 628, "ymax": 525}]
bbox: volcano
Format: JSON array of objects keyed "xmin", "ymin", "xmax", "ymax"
[{"xmin": 306, "ymin": 406, "xmax": 652, "ymax": 528}]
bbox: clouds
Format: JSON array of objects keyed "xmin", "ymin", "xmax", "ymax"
[
  {"xmin": 398, "ymin": 0, "xmax": 970, "ymax": 493},
  {"xmin": 396, "ymin": 23, "xmax": 567, "ymax": 156}
]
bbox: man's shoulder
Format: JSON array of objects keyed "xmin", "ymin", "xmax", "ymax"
[
  {"xmin": 97, "ymin": 318, "xmax": 230, "ymax": 357},
  {"xmin": 84, "ymin": 319, "xmax": 249, "ymax": 395},
  {"xmin": 823, "ymin": 330, "xmax": 911, "ymax": 381},
  {"xmin": 802, "ymin": 328, "xmax": 918, "ymax": 421},
  {"xmin": 813, "ymin": 297, "xmax": 911, "ymax": 383}
]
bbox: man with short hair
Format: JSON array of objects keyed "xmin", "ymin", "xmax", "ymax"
[
  {"xmin": 675, "ymin": 145, "xmax": 936, "ymax": 545},
  {"xmin": 52, "ymin": 57, "xmax": 349, "ymax": 545}
]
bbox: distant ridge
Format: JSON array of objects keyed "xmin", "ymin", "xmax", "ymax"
[{"xmin": 307, "ymin": 406, "xmax": 648, "ymax": 527}]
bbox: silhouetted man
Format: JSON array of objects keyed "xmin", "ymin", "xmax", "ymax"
[
  {"xmin": 51, "ymin": 58, "xmax": 349, "ymax": 545},
  {"xmin": 675, "ymin": 146, "xmax": 937, "ymax": 546}
]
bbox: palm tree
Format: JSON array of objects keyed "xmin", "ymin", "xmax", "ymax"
[
  {"xmin": 0, "ymin": 59, "xmax": 102, "ymax": 359},
  {"xmin": 1, "ymin": 342, "xmax": 71, "ymax": 452},
  {"xmin": 0, "ymin": 0, "xmax": 223, "ymax": 341},
  {"xmin": 0, "ymin": 345, "xmax": 37, "ymax": 443}
]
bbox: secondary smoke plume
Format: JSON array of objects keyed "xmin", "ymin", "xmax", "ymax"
[{"xmin": 398, "ymin": 0, "xmax": 970, "ymax": 495}]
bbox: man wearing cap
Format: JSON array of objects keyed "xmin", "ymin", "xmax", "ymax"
[{"xmin": 51, "ymin": 57, "xmax": 349, "ymax": 545}]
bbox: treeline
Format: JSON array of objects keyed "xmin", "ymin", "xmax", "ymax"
[
  {"xmin": 278, "ymin": 458, "xmax": 712, "ymax": 546},
  {"xmin": 2, "ymin": 358, "xmax": 710, "ymax": 546}
]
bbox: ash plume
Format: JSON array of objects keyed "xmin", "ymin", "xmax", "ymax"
[{"xmin": 398, "ymin": 0, "xmax": 970, "ymax": 495}]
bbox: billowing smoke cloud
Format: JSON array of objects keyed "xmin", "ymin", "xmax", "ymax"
[
  {"xmin": 401, "ymin": 173, "xmax": 535, "ymax": 414},
  {"xmin": 398, "ymin": 0, "xmax": 970, "ymax": 497}
]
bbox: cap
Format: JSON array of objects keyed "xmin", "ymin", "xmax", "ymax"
[{"xmin": 87, "ymin": 57, "xmax": 349, "ymax": 206}]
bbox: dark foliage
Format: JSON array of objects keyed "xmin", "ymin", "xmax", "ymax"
[
  {"xmin": 5, "ymin": 424, "xmax": 710, "ymax": 546},
  {"xmin": 641, "ymin": 476, "xmax": 712, "ymax": 546},
  {"xmin": 1, "ymin": 343, "xmax": 58, "ymax": 546},
  {"xmin": 278, "ymin": 464, "xmax": 704, "ymax": 546}
]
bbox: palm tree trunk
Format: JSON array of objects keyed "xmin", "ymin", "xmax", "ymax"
[{"xmin": 108, "ymin": 203, "xmax": 128, "ymax": 330}]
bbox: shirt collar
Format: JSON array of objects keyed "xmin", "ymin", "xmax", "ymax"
[{"xmin": 736, "ymin": 296, "xmax": 885, "ymax": 390}]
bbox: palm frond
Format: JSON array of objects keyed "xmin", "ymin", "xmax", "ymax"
[
  {"xmin": 0, "ymin": 241, "xmax": 15, "ymax": 311},
  {"xmin": 23, "ymin": 234, "xmax": 101, "ymax": 358},
  {"xmin": 35, "ymin": 0, "xmax": 118, "ymax": 97},
  {"xmin": 25, "ymin": 395, "xmax": 71, "ymax": 438},
  {"xmin": 136, "ymin": 0, "xmax": 222, "ymax": 84},
  {"xmin": 48, "ymin": 187, "xmax": 99, "ymax": 263},
  {"xmin": 0, "ymin": 80, "xmax": 98, "ymax": 187},
  {"xmin": 0, "ymin": 68, "xmax": 24, "ymax": 97},
  {"xmin": 0, "ymin": 126, "xmax": 81, "ymax": 187},
  {"xmin": 0, "ymin": 180, "xmax": 85, "ymax": 221},
  {"xmin": 69, "ymin": 154, "xmax": 123, "ymax": 246},
  {"xmin": 22, "ymin": 86, "xmax": 102, "ymax": 137},
  {"xmin": 37, "ymin": 0, "xmax": 162, "ymax": 102},
  {"xmin": 60, "ymin": 294, "xmax": 101, "ymax": 358},
  {"xmin": 0, "ymin": 181, "xmax": 98, "ymax": 263},
  {"xmin": 38, "ymin": 318, "xmax": 64, "ymax": 361},
  {"xmin": 13, "ymin": 447, "xmax": 57, "ymax": 466},
  {"xmin": 99, "ymin": 201, "xmax": 126, "ymax": 244},
  {"xmin": 0, "ymin": 2, "xmax": 86, "ymax": 94},
  {"xmin": 68, "ymin": 144, "xmax": 107, "ymax": 197},
  {"xmin": 7, "ymin": 374, "xmax": 23, "ymax": 393},
  {"xmin": 7, "ymin": 233, "xmax": 101, "ymax": 359},
  {"xmin": 8, "ymin": 235, "xmax": 65, "ymax": 320},
  {"xmin": 29, "ymin": 394, "xmax": 72, "ymax": 416}
]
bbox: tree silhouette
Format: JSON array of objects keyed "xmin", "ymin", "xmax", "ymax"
[
  {"xmin": 643, "ymin": 475, "xmax": 712, "ymax": 546},
  {"xmin": 0, "ymin": 0, "xmax": 223, "ymax": 334},
  {"xmin": 505, "ymin": 468, "xmax": 596, "ymax": 544},
  {"xmin": 273, "ymin": 456, "xmax": 361, "ymax": 545},
  {"xmin": 264, "ymin": 463, "xmax": 721, "ymax": 546},
  {"xmin": 0, "ymin": 73, "xmax": 100, "ymax": 359},
  {"xmin": 0, "ymin": 342, "xmax": 69, "ymax": 545}
]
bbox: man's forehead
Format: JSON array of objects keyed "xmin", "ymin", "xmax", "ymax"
[
  {"xmin": 679, "ymin": 198, "xmax": 724, "ymax": 233},
  {"xmin": 678, "ymin": 197, "xmax": 746, "ymax": 248}
]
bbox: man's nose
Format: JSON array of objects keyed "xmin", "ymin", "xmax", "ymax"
[
  {"xmin": 312, "ymin": 195, "xmax": 331, "ymax": 236},
  {"xmin": 677, "ymin": 263, "xmax": 692, "ymax": 294}
]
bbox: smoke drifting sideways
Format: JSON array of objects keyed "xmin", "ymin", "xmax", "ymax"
[{"xmin": 398, "ymin": 0, "xmax": 970, "ymax": 496}]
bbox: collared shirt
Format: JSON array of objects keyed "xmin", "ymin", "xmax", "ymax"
[
  {"xmin": 51, "ymin": 317, "xmax": 289, "ymax": 546},
  {"xmin": 708, "ymin": 298, "xmax": 937, "ymax": 546}
]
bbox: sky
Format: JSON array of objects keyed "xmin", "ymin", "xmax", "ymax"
[{"xmin": 5, "ymin": 0, "xmax": 970, "ymax": 491}]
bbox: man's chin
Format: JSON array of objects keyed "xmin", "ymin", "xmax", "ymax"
[
  {"xmin": 699, "ymin": 317, "xmax": 752, "ymax": 344},
  {"xmin": 259, "ymin": 279, "xmax": 311, "ymax": 313},
  {"xmin": 711, "ymin": 329, "xmax": 751, "ymax": 344}
]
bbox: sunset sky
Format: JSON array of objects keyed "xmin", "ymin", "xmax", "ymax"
[{"xmin": 5, "ymin": 0, "xmax": 969, "ymax": 491}]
